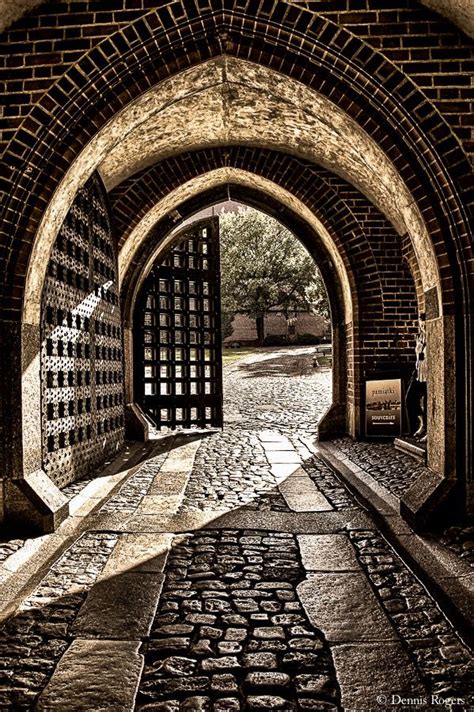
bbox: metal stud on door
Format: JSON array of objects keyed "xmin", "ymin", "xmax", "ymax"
[{"xmin": 134, "ymin": 218, "xmax": 223, "ymax": 430}]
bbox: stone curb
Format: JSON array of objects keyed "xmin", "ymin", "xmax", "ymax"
[{"xmin": 311, "ymin": 439, "xmax": 474, "ymax": 649}]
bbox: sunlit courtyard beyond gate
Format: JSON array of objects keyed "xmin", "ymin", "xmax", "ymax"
[{"xmin": 0, "ymin": 347, "xmax": 472, "ymax": 711}]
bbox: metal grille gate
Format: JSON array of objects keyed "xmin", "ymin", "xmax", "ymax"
[
  {"xmin": 134, "ymin": 218, "xmax": 223, "ymax": 430},
  {"xmin": 41, "ymin": 173, "xmax": 124, "ymax": 488}
]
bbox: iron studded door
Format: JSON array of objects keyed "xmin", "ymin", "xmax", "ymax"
[{"xmin": 134, "ymin": 218, "xmax": 223, "ymax": 430}]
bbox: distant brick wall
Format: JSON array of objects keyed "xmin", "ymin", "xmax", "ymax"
[{"xmin": 224, "ymin": 312, "xmax": 329, "ymax": 344}]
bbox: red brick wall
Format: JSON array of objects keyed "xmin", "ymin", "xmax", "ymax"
[
  {"xmin": 284, "ymin": 0, "xmax": 474, "ymax": 159},
  {"xmin": 1, "ymin": 1, "xmax": 472, "ymax": 160}
]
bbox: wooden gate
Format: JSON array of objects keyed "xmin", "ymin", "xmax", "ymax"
[{"xmin": 134, "ymin": 218, "xmax": 223, "ymax": 430}]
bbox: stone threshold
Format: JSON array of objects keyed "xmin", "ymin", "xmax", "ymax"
[{"xmin": 311, "ymin": 439, "xmax": 474, "ymax": 649}]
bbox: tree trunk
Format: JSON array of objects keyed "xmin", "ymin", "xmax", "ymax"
[{"xmin": 256, "ymin": 313, "xmax": 265, "ymax": 345}]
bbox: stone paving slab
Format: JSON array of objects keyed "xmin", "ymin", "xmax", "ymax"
[
  {"xmin": 160, "ymin": 439, "xmax": 202, "ymax": 472},
  {"xmin": 261, "ymin": 441, "xmax": 296, "ymax": 451},
  {"xmin": 258, "ymin": 431, "xmax": 288, "ymax": 442},
  {"xmin": 148, "ymin": 471, "xmax": 191, "ymax": 496},
  {"xmin": 279, "ymin": 474, "xmax": 333, "ymax": 512},
  {"xmin": 71, "ymin": 571, "xmax": 165, "ymax": 639},
  {"xmin": 99, "ymin": 533, "xmax": 173, "ymax": 577},
  {"xmin": 271, "ymin": 463, "xmax": 302, "ymax": 480},
  {"xmin": 138, "ymin": 494, "xmax": 184, "ymax": 516},
  {"xmin": 36, "ymin": 639, "xmax": 143, "ymax": 711},
  {"xmin": 117, "ymin": 509, "xmax": 373, "ymax": 534},
  {"xmin": 331, "ymin": 642, "xmax": 425, "ymax": 712},
  {"xmin": 298, "ymin": 573, "xmax": 398, "ymax": 644},
  {"xmin": 266, "ymin": 450, "xmax": 302, "ymax": 464},
  {"xmin": 278, "ymin": 465, "xmax": 308, "ymax": 478},
  {"xmin": 298, "ymin": 534, "xmax": 360, "ymax": 572}
]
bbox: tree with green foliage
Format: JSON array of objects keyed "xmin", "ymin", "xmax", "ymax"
[{"xmin": 220, "ymin": 207, "xmax": 329, "ymax": 345}]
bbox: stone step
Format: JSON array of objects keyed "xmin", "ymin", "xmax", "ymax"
[{"xmin": 394, "ymin": 436, "xmax": 427, "ymax": 464}]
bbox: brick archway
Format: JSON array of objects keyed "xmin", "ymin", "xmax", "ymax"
[
  {"xmin": 1, "ymin": 3, "xmax": 471, "ymax": 529},
  {"xmin": 2, "ymin": 11, "xmax": 471, "ymax": 313},
  {"xmin": 20, "ymin": 57, "xmax": 443, "ymax": 324},
  {"xmin": 116, "ymin": 160, "xmax": 412, "ymax": 445},
  {"xmin": 119, "ymin": 176, "xmax": 357, "ymax": 446}
]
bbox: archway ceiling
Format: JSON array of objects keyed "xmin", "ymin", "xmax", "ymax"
[
  {"xmin": 118, "ymin": 167, "xmax": 354, "ymax": 324},
  {"xmin": 97, "ymin": 57, "xmax": 438, "ymax": 293},
  {"xmin": 24, "ymin": 58, "xmax": 440, "ymax": 325},
  {"xmin": 110, "ymin": 145, "xmax": 389, "ymax": 253},
  {"xmin": 97, "ymin": 56, "xmax": 411, "ymax": 231},
  {"xmin": 112, "ymin": 145, "xmax": 405, "ymax": 319},
  {"xmin": 1, "ymin": 0, "xmax": 473, "ymax": 37}
]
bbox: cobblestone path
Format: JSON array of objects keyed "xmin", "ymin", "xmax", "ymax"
[
  {"xmin": 138, "ymin": 530, "xmax": 340, "ymax": 711},
  {"xmin": 181, "ymin": 430, "xmax": 290, "ymax": 513},
  {"xmin": 0, "ymin": 348, "xmax": 472, "ymax": 711},
  {"xmin": 0, "ymin": 532, "xmax": 118, "ymax": 708},
  {"xmin": 330, "ymin": 438, "xmax": 423, "ymax": 498},
  {"xmin": 223, "ymin": 349, "xmax": 331, "ymax": 438}
]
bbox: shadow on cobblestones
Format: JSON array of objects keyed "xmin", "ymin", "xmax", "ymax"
[
  {"xmin": 0, "ymin": 532, "xmax": 118, "ymax": 709},
  {"xmin": 236, "ymin": 353, "xmax": 327, "ymax": 379},
  {"xmin": 137, "ymin": 529, "xmax": 342, "ymax": 712},
  {"xmin": 331, "ymin": 438, "xmax": 424, "ymax": 499},
  {"xmin": 181, "ymin": 429, "xmax": 290, "ymax": 513}
]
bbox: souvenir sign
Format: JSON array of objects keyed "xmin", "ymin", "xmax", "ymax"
[{"xmin": 365, "ymin": 378, "xmax": 402, "ymax": 437}]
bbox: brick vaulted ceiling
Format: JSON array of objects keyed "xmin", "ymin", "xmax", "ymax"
[
  {"xmin": 1, "ymin": 0, "xmax": 473, "ymax": 37},
  {"xmin": 1, "ymin": 1, "xmax": 471, "ymax": 327}
]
